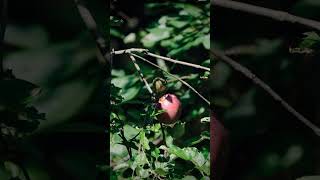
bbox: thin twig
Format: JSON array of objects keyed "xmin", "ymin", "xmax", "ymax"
[
  {"xmin": 146, "ymin": 52, "xmax": 210, "ymax": 71},
  {"xmin": 113, "ymin": 48, "xmax": 210, "ymax": 71},
  {"xmin": 126, "ymin": 54, "xmax": 167, "ymax": 142},
  {"xmin": 73, "ymin": 0, "xmax": 110, "ymax": 65},
  {"xmin": 114, "ymin": 112, "xmax": 133, "ymax": 159},
  {"xmin": 160, "ymin": 122, "xmax": 166, "ymax": 146},
  {"xmin": 167, "ymin": 75, "xmax": 194, "ymax": 83},
  {"xmin": 119, "ymin": 128, "xmax": 132, "ymax": 159},
  {"xmin": 19, "ymin": 162, "xmax": 31, "ymax": 180},
  {"xmin": 112, "ymin": 48, "xmax": 148, "ymax": 55},
  {"xmin": 212, "ymin": 0, "xmax": 320, "ymax": 31},
  {"xmin": 211, "ymin": 48, "xmax": 320, "ymax": 136},
  {"xmin": 225, "ymin": 45, "xmax": 258, "ymax": 56},
  {"xmin": 127, "ymin": 54, "xmax": 155, "ymax": 99},
  {"xmin": 130, "ymin": 53, "xmax": 210, "ymax": 105},
  {"xmin": 0, "ymin": 0, "xmax": 8, "ymax": 74}
]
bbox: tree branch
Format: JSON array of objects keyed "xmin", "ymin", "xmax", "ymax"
[
  {"xmin": 224, "ymin": 45, "xmax": 258, "ymax": 56},
  {"xmin": 146, "ymin": 52, "xmax": 210, "ymax": 71},
  {"xmin": 127, "ymin": 54, "xmax": 155, "ymax": 100},
  {"xmin": 130, "ymin": 52, "xmax": 210, "ymax": 105},
  {"xmin": 73, "ymin": 0, "xmax": 110, "ymax": 65},
  {"xmin": 113, "ymin": 48, "xmax": 210, "ymax": 146},
  {"xmin": 211, "ymin": 48, "xmax": 320, "ymax": 136},
  {"xmin": 212, "ymin": 0, "xmax": 320, "ymax": 31},
  {"xmin": 126, "ymin": 54, "xmax": 167, "ymax": 142},
  {"xmin": 113, "ymin": 48, "xmax": 148, "ymax": 55},
  {"xmin": 113, "ymin": 48, "xmax": 210, "ymax": 71},
  {"xmin": 0, "ymin": 0, "xmax": 8, "ymax": 74}
]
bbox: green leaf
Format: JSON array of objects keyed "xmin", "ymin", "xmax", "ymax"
[
  {"xmin": 201, "ymin": 71, "xmax": 210, "ymax": 80},
  {"xmin": 149, "ymin": 123, "xmax": 161, "ymax": 133},
  {"xmin": 299, "ymin": 31, "xmax": 320, "ymax": 48},
  {"xmin": 181, "ymin": 175, "xmax": 197, "ymax": 180},
  {"xmin": 202, "ymin": 34, "xmax": 210, "ymax": 49},
  {"xmin": 121, "ymin": 85, "xmax": 141, "ymax": 102},
  {"xmin": 158, "ymin": 16, "xmax": 168, "ymax": 25},
  {"xmin": 139, "ymin": 131, "xmax": 150, "ymax": 150},
  {"xmin": 151, "ymin": 148, "xmax": 160, "ymax": 159},
  {"xmin": 168, "ymin": 145, "xmax": 210, "ymax": 175},
  {"xmin": 154, "ymin": 161, "xmax": 169, "ymax": 176},
  {"xmin": 168, "ymin": 146, "xmax": 192, "ymax": 161},
  {"xmin": 191, "ymin": 107, "xmax": 205, "ymax": 117},
  {"xmin": 168, "ymin": 19, "xmax": 188, "ymax": 28},
  {"xmin": 166, "ymin": 135, "xmax": 174, "ymax": 148},
  {"xmin": 110, "ymin": 16, "xmax": 124, "ymax": 26},
  {"xmin": 160, "ymin": 39, "xmax": 179, "ymax": 49},
  {"xmin": 111, "ymin": 69, "xmax": 126, "ymax": 77},
  {"xmin": 123, "ymin": 125, "xmax": 139, "ymax": 140},
  {"xmin": 132, "ymin": 153, "xmax": 148, "ymax": 170},
  {"xmin": 168, "ymin": 123, "xmax": 185, "ymax": 138},
  {"xmin": 110, "ymin": 28, "xmax": 124, "ymax": 39},
  {"xmin": 185, "ymin": 131, "xmax": 210, "ymax": 146},
  {"xmin": 192, "ymin": 152, "xmax": 205, "ymax": 167},
  {"xmin": 123, "ymin": 33, "xmax": 136, "ymax": 44},
  {"xmin": 200, "ymin": 177, "xmax": 210, "ymax": 180},
  {"xmin": 111, "ymin": 74, "xmax": 139, "ymax": 88},
  {"xmin": 201, "ymin": 59, "xmax": 210, "ymax": 67},
  {"xmin": 4, "ymin": 161, "xmax": 20, "ymax": 178},
  {"xmin": 111, "ymin": 73, "xmax": 140, "ymax": 102},
  {"xmin": 141, "ymin": 27, "xmax": 172, "ymax": 48},
  {"xmin": 192, "ymin": 36, "xmax": 205, "ymax": 47},
  {"xmin": 198, "ymin": 160, "xmax": 210, "ymax": 176},
  {"xmin": 136, "ymin": 167, "xmax": 150, "ymax": 178},
  {"xmin": 176, "ymin": 4, "xmax": 202, "ymax": 17}
]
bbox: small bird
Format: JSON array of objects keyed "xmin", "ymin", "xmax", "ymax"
[{"xmin": 152, "ymin": 77, "xmax": 167, "ymax": 96}]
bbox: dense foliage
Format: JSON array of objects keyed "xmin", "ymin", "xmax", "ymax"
[{"xmin": 110, "ymin": 2, "xmax": 210, "ymax": 179}]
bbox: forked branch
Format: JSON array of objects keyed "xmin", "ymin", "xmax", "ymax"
[
  {"xmin": 113, "ymin": 48, "xmax": 210, "ymax": 71},
  {"xmin": 112, "ymin": 48, "xmax": 210, "ymax": 105},
  {"xmin": 129, "ymin": 53, "xmax": 210, "ymax": 105},
  {"xmin": 211, "ymin": 48, "xmax": 320, "ymax": 136},
  {"xmin": 127, "ymin": 54, "xmax": 155, "ymax": 100}
]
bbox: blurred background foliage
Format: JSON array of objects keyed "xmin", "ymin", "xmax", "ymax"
[
  {"xmin": 110, "ymin": 0, "xmax": 210, "ymax": 179},
  {"xmin": 212, "ymin": 0, "xmax": 320, "ymax": 180},
  {"xmin": 4, "ymin": 0, "xmax": 320, "ymax": 179},
  {"xmin": 1, "ymin": 0, "xmax": 107, "ymax": 179}
]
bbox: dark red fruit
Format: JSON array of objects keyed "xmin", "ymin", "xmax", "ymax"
[{"xmin": 211, "ymin": 112, "xmax": 229, "ymax": 180}]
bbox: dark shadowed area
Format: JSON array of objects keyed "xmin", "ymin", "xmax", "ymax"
[{"xmin": 212, "ymin": 0, "xmax": 320, "ymax": 180}]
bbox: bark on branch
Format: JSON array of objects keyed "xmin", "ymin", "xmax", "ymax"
[
  {"xmin": 212, "ymin": 0, "xmax": 320, "ymax": 31},
  {"xmin": 74, "ymin": 0, "xmax": 110, "ymax": 65},
  {"xmin": 211, "ymin": 48, "xmax": 320, "ymax": 136}
]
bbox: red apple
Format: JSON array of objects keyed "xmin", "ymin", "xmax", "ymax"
[{"xmin": 157, "ymin": 94, "xmax": 181, "ymax": 124}]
